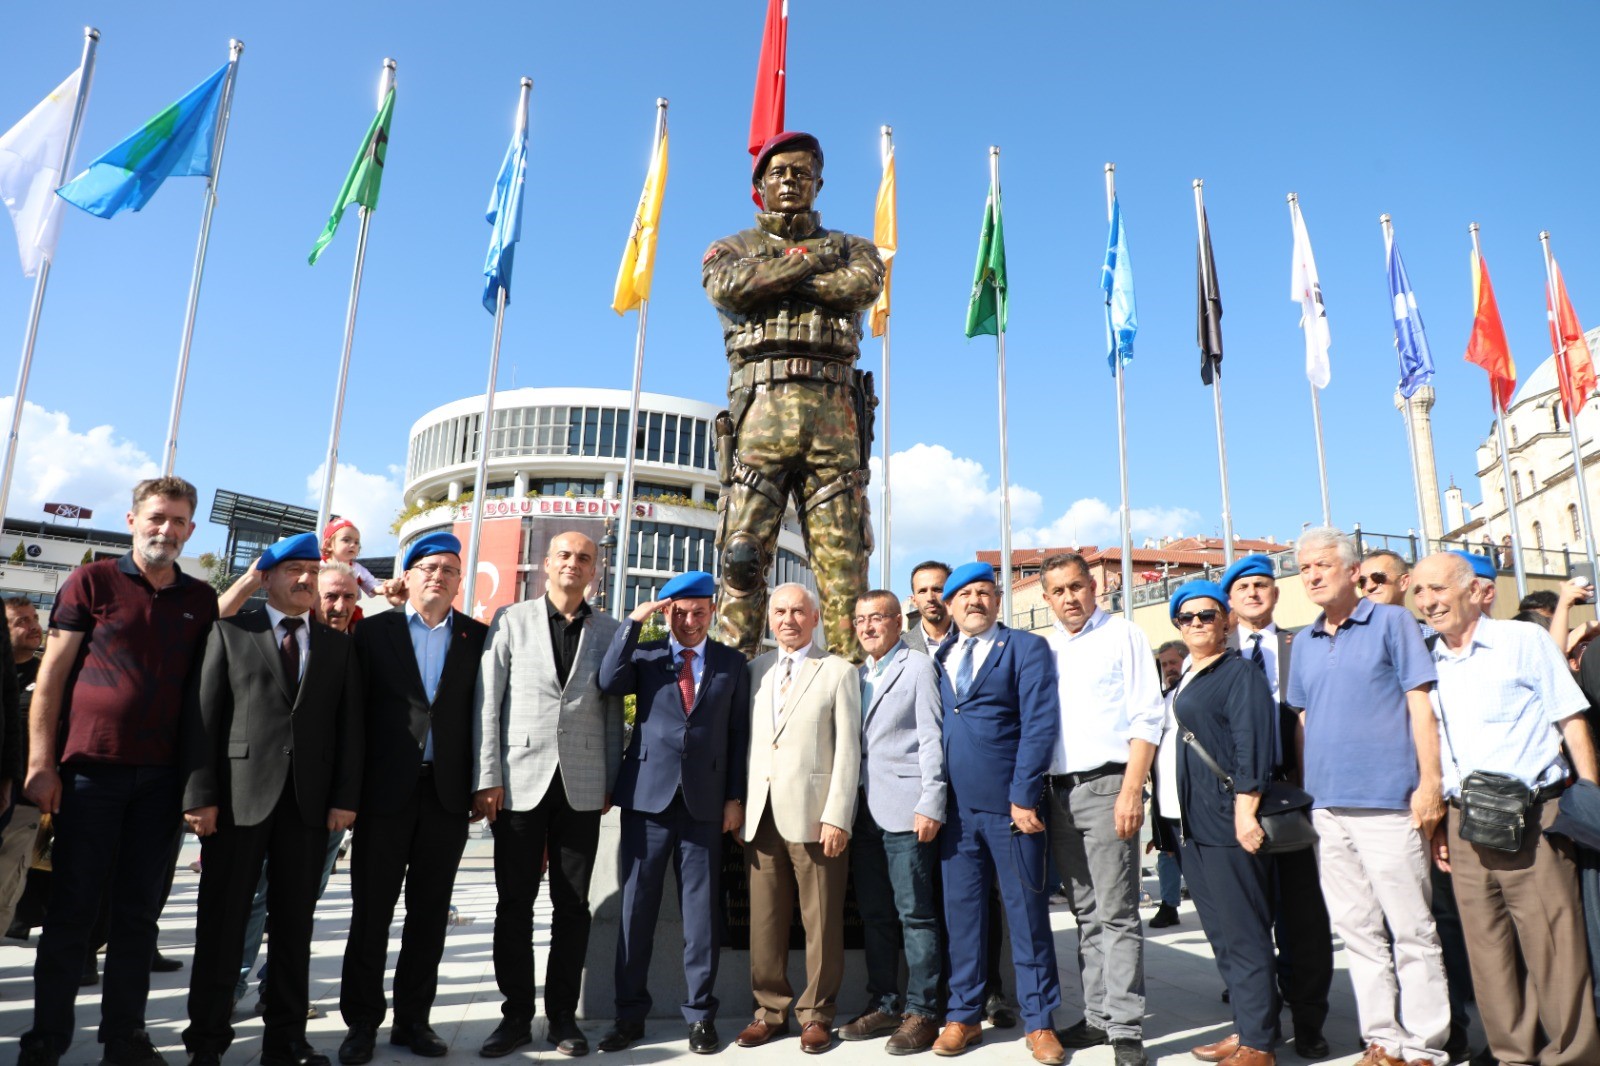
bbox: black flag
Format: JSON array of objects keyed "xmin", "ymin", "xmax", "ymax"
[{"xmin": 1197, "ymin": 206, "xmax": 1224, "ymax": 385}]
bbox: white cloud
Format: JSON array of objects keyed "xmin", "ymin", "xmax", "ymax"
[
  {"xmin": 1016, "ymin": 498, "xmax": 1199, "ymax": 549},
  {"xmin": 304, "ymin": 462, "xmax": 405, "ymax": 556},
  {"xmin": 0, "ymin": 400, "xmax": 160, "ymax": 522}
]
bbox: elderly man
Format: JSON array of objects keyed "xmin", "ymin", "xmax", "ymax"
[
  {"xmin": 1287, "ymin": 528, "xmax": 1450, "ymax": 1066},
  {"xmin": 18, "ymin": 477, "xmax": 217, "ymax": 1066},
  {"xmin": 318, "ymin": 563, "xmax": 362, "ymax": 633},
  {"xmin": 1413, "ymin": 552, "xmax": 1600, "ymax": 1065},
  {"xmin": 338, "ymin": 533, "xmax": 489, "ymax": 1062},
  {"xmin": 595, "ymin": 571, "xmax": 751, "ymax": 1056},
  {"xmin": 1036, "ymin": 553, "xmax": 1160, "ymax": 1066},
  {"xmin": 903, "ymin": 561, "xmax": 957, "ymax": 657},
  {"xmin": 473, "ymin": 530, "xmax": 623, "ymax": 1058},
  {"xmin": 181, "ymin": 532, "xmax": 363, "ymax": 1066},
  {"xmin": 1220, "ymin": 555, "xmax": 1332, "ymax": 1062},
  {"xmin": 838, "ymin": 589, "xmax": 945, "ymax": 1055},
  {"xmin": 932, "ymin": 563, "xmax": 1064, "ymax": 1065},
  {"xmin": 737, "ymin": 582, "xmax": 860, "ymax": 1054}
]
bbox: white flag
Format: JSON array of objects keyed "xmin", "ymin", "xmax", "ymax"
[
  {"xmin": 1289, "ymin": 199, "xmax": 1331, "ymax": 388},
  {"xmin": 0, "ymin": 68, "xmax": 85, "ymax": 278}
]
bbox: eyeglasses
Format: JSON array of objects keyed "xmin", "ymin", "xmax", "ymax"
[
  {"xmin": 413, "ymin": 563, "xmax": 462, "ymax": 579},
  {"xmin": 1356, "ymin": 572, "xmax": 1391, "ymax": 589},
  {"xmin": 1175, "ymin": 609, "xmax": 1222, "ymax": 627},
  {"xmin": 852, "ymin": 612, "xmax": 893, "ymax": 627}
]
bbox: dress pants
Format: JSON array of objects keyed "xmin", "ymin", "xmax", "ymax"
[
  {"xmin": 490, "ymin": 768, "xmax": 601, "ymax": 1023},
  {"xmin": 852, "ymin": 803, "xmax": 941, "ymax": 1019},
  {"xmin": 614, "ymin": 794, "xmax": 723, "ymax": 1023},
  {"xmin": 747, "ymin": 807, "xmax": 849, "ymax": 1027},
  {"xmin": 940, "ymin": 803, "xmax": 1060, "ymax": 1033},
  {"xmin": 1448, "ymin": 801, "xmax": 1600, "ymax": 1065},
  {"xmin": 185, "ymin": 778, "xmax": 329, "ymax": 1056},
  {"xmin": 24, "ymin": 765, "xmax": 180, "ymax": 1054},
  {"xmin": 237, "ymin": 828, "xmax": 347, "ymax": 1001},
  {"xmin": 341, "ymin": 771, "xmax": 470, "ymax": 1028},
  {"xmin": 1046, "ymin": 774, "xmax": 1145, "ymax": 1040},
  {"xmin": 1182, "ymin": 838, "xmax": 1277, "ymax": 1051},
  {"xmin": 1271, "ymin": 845, "xmax": 1333, "ymax": 1035}
]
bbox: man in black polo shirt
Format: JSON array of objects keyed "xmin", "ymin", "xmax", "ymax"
[{"xmin": 19, "ymin": 477, "xmax": 218, "ymax": 1066}]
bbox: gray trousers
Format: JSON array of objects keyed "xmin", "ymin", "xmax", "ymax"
[{"xmin": 1046, "ymin": 773, "xmax": 1145, "ymax": 1040}]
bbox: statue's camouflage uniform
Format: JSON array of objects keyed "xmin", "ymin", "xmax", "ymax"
[{"xmin": 702, "ymin": 208, "xmax": 885, "ymax": 660}]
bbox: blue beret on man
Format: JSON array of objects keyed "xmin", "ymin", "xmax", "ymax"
[
  {"xmin": 403, "ymin": 531, "xmax": 463, "ymax": 572},
  {"xmin": 1220, "ymin": 554, "xmax": 1275, "ymax": 594},
  {"xmin": 256, "ymin": 532, "xmax": 321, "ymax": 571},
  {"xmin": 1451, "ymin": 549, "xmax": 1498, "ymax": 582},
  {"xmin": 659, "ymin": 571, "xmax": 715, "ymax": 601},
  {"xmin": 943, "ymin": 561, "xmax": 997, "ymax": 602},
  {"xmin": 1170, "ymin": 579, "xmax": 1229, "ymax": 623}
]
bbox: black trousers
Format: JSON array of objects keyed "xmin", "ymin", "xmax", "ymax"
[
  {"xmin": 184, "ymin": 780, "xmax": 328, "ymax": 1055},
  {"xmin": 490, "ymin": 769, "xmax": 601, "ymax": 1022},
  {"xmin": 340, "ymin": 771, "xmax": 470, "ymax": 1028},
  {"xmin": 1272, "ymin": 845, "xmax": 1333, "ymax": 1033},
  {"xmin": 1184, "ymin": 838, "xmax": 1278, "ymax": 1051}
]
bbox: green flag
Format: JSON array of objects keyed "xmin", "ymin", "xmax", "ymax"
[
  {"xmin": 309, "ymin": 87, "xmax": 395, "ymax": 265},
  {"xmin": 964, "ymin": 181, "xmax": 1007, "ymax": 337}
]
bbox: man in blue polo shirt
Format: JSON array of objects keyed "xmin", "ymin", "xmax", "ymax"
[{"xmin": 1286, "ymin": 528, "xmax": 1450, "ymax": 1066}]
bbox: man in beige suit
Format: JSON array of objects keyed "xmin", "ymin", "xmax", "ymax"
[{"xmin": 737, "ymin": 583, "xmax": 861, "ymax": 1055}]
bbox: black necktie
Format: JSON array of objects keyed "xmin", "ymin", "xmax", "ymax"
[
  {"xmin": 1249, "ymin": 632, "xmax": 1266, "ymax": 674},
  {"xmin": 279, "ymin": 617, "xmax": 304, "ymax": 691}
]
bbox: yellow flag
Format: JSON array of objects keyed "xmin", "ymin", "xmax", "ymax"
[
  {"xmin": 869, "ymin": 147, "xmax": 896, "ymax": 337},
  {"xmin": 612, "ymin": 129, "xmax": 669, "ymax": 314}
]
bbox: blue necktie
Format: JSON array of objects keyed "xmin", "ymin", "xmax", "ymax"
[
  {"xmin": 955, "ymin": 636, "xmax": 978, "ymax": 700},
  {"xmin": 1249, "ymin": 633, "xmax": 1266, "ymax": 674}
]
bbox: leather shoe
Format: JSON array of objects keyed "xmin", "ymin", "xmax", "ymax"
[
  {"xmin": 260, "ymin": 1040, "xmax": 332, "ymax": 1066},
  {"xmin": 1112, "ymin": 1038, "xmax": 1149, "ymax": 1066},
  {"xmin": 17, "ymin": 1041, "xmax": 60, "ymax": 1066},
  {"xmin": 1192, "ymin": 1034, "xmax": 1240, "ymax": 1062},
  {"xmin": 337, "ymin": 1026, "xmax": 377, "ymax": 1065},
  {"xmin": 1057, "ymin": 1020, "xmax": 1109, "ymax": 1049},
  {"xmin": 1293, "ymin": 1030, "xmax": 1330, "ymax": 1060},
  {"xmin": 1220, "ymin": 1047, "xmax": 1275, "ymax": 1066},
  {"xmin": 479, "ymin": 1020, "xmax": 534, "ymax": 1058},
  {"xmin": 150, "ymin": 952, "xmax": 184, "ymax": 973},
  {"xmin": 547, "ymin": 1017, "xmax": 589, "ymax": 1057},
  {"xmin": 1027, "ymin": 1029, "xmax": 1066, "ymax": 1065},
  {"xmin": 839, "ymin": 1010, "xmax": 902, "ymax": 1041},
  {"xmin": 932, "ymin": 1022, "xmax": 982, "ymax": 1057},
  {"xmin": 187, "ymin": 1055, "xmax": 221, "ymax": 1066},
  {"xmin": 886, "ymin": 1015, "xmax": 939, "ymax": 1056},
  {"xmin": 688, "ymin": 1021, "xmax": 719, "ymax": 1055},
  {"xmin": 982, "ymin": 993, "xmax": 1016, "ymax": 1029},
  {"xmin": 100, "ymin": 1030, "xmax": 167, "ymax": 1066},
  {"xmin": 1356, "ymin": 1046, "xmax": 1405, "ymax": 1066},
  {"xmin": 392, "ymin": 1023, "xmax": 448, "ymax": 1058},
  {"xmin": 800, "ymin": 1022, "xmax": 833, "ymax": 1054},
  {"xmin": 1148, "ymin": 904, "xmax": 1180, "ymax": 929},
  {"xmin": 598, "ymin": 1020, "xmax": 646, "ymax": 1052},
  {"xmin": 736, "ymin": 1019, "xmax": 790, "ymax": 1048}
]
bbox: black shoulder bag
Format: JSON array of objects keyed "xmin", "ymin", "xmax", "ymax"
[
  {"xmin": 1179, "ymin": 725, "xmax": 1319, "ymax": 854},
  {"xmin": 1435, "ymin": 687, "xmax": 1531, "ymax": 853}
]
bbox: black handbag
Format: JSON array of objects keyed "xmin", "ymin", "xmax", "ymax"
[{"xmin": 1179, "ymin": 727, "xmax": 1319, "ymax": 853}]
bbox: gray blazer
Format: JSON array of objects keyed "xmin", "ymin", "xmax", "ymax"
[
  {"xmin": 859, "ymin": 643, "xmax": 946, "ymax": 833},
  {"xmin": 472, "ymin": 599, "xmax": 624, "ymax": 812}
]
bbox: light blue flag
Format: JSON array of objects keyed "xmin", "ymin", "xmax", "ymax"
[
  {"xmin": 482, "ymin": 125, "xmax": 527, "ymax": 314},
  {"xmin": 1102, "ymin": 195, "xmax": 1136, "ymax": 374},
  {"xmin": 1387, "ymin": 236, "xmax": 1434, "ymax": 398},
  {"xmin": 56, "ymin": 62, "xmax": 229, "ymax": 219}
]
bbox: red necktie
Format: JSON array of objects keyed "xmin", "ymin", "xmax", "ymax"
[{"xmin": 677, "ymin": 648, "xmax": 697, "ymax": 714}]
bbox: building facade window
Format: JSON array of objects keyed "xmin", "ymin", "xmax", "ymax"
[
  {"xmin": 1511, "ymin": 425, "xmax": 1519, "ymax": 447},
  {"xmin": 1512, "ymin": 472, "xmax": 1522, "ymax": 500},
  {"xmin": 1572, "ymin": 503, "xmax": 1582, "ymax": 540},
  {"xmin": 1534, "ymin": 520, "xmax": 1545, "ymax": 550},
  {"xmin": 533, "ymin": 477, "xmax": 606, "ymax": 498}
]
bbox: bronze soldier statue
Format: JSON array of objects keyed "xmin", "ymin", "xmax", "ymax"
[{"xmin": 703, "ymin": 132, "xmax": 885, "ymax": 660}]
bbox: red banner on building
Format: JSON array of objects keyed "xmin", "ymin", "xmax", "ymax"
[{"xmin": 452, "ymin": 518, "xmax": 522, "ymax": 623}]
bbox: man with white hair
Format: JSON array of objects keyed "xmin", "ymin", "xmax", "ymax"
[
  {"xmin": 1413, "ymin": 552, "xmax": 1600, "ymax": 1066},
  {"xmin": 1286, "ymin": 528, "xmax": 1450, "ymax": 1066}
]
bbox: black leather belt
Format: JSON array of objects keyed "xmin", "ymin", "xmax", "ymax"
[{"xmin": 1050, "ymin": 762, "xmax": 1127, "ymax": 790}]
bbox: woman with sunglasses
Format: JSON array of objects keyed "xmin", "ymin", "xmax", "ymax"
[{"xmin": 1167, "ymin": 580, "xmax": 1280, "ymax": 1066}]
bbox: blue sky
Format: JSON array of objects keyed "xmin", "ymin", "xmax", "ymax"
[{"xmin": 3, "ymin": 2, "xmax": 1598, "ymax": 590}]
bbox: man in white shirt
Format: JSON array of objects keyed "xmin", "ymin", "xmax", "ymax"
[{"xmin": 1038, "ymin": 554, "xmax": 1161, "ymax": 1066}]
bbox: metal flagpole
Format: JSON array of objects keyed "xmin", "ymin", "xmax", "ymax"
[
  {"xmin": 161, "ymin": 38, "xmax": 243, "ymax": 476},
  {"xmin": 990, "ymin": 146, "xmax": 1014, "ymax": 623},
  {"xmin": 1381, "ymin": 214, "xmax": 1432, "ymax": 547},
  {"xmin": 314, "ymin": 58, "xmax": 395, "ymax": 538},
  {"xmin": 0, "ymin": 26, "xmax": 99, "ymax": 528},
  {"xmin": 1471, "ymin": 222, "xmax": 1527, "ymax": 598},
  {"xmin": 1539, "ymin": 229, "xmax": 1599, "ymax": 579},
  {"xmin": 1194, "ymin": 180, "xmax": 1236, "ymax": 566},
  {"xmin": 611, "ymin": 97, "xmax": 668, "ymax": 617},
  {"xmin": 463, "ymin": 77, "xmax": 532, "ymax": 618},
  {"xmin": 1289, "ymin": 193, "xmax": 1331, "ymax": 526},
  {"xmin": 878, "ymin": 124, "xmax": 893, "ymax": 591},
  {"xmin": 1106, "ymin": 163, "xmax": 1134, "ymax": 617}
]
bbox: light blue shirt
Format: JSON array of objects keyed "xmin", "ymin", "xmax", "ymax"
[
  {"xmin": 1429, "ymin": 616, "xmax": 1588, "ymax": 798},
  {"xmin": 668, "ymin": 635, "xmax": 707, "ymax": 698},
  {"xmin": 407, "ymin": 604, "xmax": 453, "ymax": 761},
  {"xmin": 860, "ymin": 638, "xmax": 905, "ymax": 712}
]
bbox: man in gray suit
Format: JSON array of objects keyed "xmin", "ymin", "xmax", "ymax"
[
  {"xmin": 838, "ymin": 590, "xmax": 945, "ymax": 1055},
  {"xmin": 902, "ymin": 561, "xmax": 957, "ymax": 657},
  {"xmin": 473, "ymin": 531, "xmax": 624, "ymax": 1059}
]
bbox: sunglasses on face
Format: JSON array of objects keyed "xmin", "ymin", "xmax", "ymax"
[
  {"xmin": 1175, "ymin": 609, "xmax": 1221, "ymax": 627},
  {"xmin": 1356, "ymin": 572, "xmax": 1391, "ymax": 589}
]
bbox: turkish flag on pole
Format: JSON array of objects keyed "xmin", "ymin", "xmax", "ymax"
[
  {"xmin": 1547, "ymin": 257, "xmax": 1597, "ymax": 418},
  {"xmin": 1466, "ymin": 249, "xmax": 1517, "ymax": 414},
  {"xmin": 748, "ymin": 0, "xmax": 788, "ymax": 205}
]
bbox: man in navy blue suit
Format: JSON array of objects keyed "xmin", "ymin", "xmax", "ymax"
[
  {"xmin": 594, "ymin": 571, "xmax": 751, "ymax": 1055},
  {"xmin": 929, "ymin": 563, "xmax": 1065, "ymax": 1066}
]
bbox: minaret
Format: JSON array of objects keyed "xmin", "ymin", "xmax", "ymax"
[
  {"xmin": 1444, "ymin": 479, "xmax": 1465, "ymax": 532},
  {"xmin": 1397, "ymin": 385, "xmax": 1444, "ymax": 544}
]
